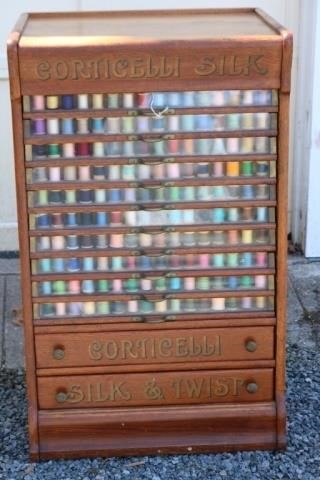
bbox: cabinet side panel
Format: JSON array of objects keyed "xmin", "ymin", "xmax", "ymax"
[{"xmin": 7, "ymin": 14, "xmax": 40, "ymax": 461}]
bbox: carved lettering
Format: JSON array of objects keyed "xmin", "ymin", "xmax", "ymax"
[
  {"xmin": 36, "ymin": 61, "xmax": 51, "ymax": 80},
  {"xmin": 67, "ymin": 384, "xmax": 85, "ymax": 404},
  {"xmin": 185, "ymin": 379, "xmax": 204, "ymax": 398},
  {"xmin": 195, "ymin": 55, "xmax": 268, "ymax": 76}
]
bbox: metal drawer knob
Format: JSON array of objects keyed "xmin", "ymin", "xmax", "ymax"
[
  {"xmin": 55, "ymin": 391, "xmax": 67, "ymax": 403},
  {"xmin": 53, "ymin": 347, "xmax": 65, "ymax": 360},
  {"xmin": 246, "ymin": 382, "xmax": 258, "ymax": 394},
  {"xmin": 245, "ymin": 340, "xmax": 257, "ymax": 352}
]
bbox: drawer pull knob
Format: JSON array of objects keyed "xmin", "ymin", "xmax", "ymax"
[
  {"xmin": 53, "ymin": 348, "xmax": 65, "ymax": 360},
  {"xmin": 245, "ymin": 340, "xmax": 257, "ymax": 352},
  {"xmin": 55, "ymin": 391, "xmax": 67, "ymax": 403},
  {"xmin": 246, "ymin": 382, "xmax": 258, "ymax": 394}
]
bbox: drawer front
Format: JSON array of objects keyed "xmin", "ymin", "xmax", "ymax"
[
  {"xmin": 37, "ymin": 368, "xmax": 274, "ymax": 409},
  {"xmin": 35, "ymin": 326, "xmax": 274, "ymax": 368}
]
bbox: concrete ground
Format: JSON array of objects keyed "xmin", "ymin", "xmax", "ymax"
[{"xmin": 0, "ymin": 254, "xmax": 319, "ymax": 370}]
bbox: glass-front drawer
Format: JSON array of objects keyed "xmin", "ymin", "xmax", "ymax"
[
  {"xmin": 25, "ymin": 137, "xmax": 277, "ymax": 160},
  {"xmin": 29, "ymin": 207, "xmax": 275, "ymax": 230},
  {"xmin": 23, "ymin": 90, "xmax": 278, "ymax": 112},
  {"xmin": 34, "ymin": 295, "xmax": 275, "ymax": 319},
  {"xmin": 31, "ymin": 251, "xmax": 275, "ymax": 274}
]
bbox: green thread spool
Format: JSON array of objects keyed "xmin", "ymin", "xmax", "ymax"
[
  {"xmin": 227, "ymin": 113, "xmax": 240, "ymax": 129},
  {"xmin": 155, "ymin": 277, "xmax": 166, "ymax": 291},
  {"xmin": 97, "ymin": 279, "xmax": 109, "ymax": 293},
  {"xmin": 241, "ymin": 161, "xmax": 253, "ymax": 176},
  {"xmin": 227, "ymin": 253, "xmax": 238, "ymax": 267},
  {"xmin": 96, "ymin": 301, "xmax": 110, "ymax": 314},
  {"xmin": 53, "ymin": 280, "xmax": 66, "ymax": 295},
  {"xmin": 126, "ymin": 278, "xmax": 139, "ymax": 292},
  {"xmin": 170, "ymin": 186, "xmax": 180, "ymax": 201},
  {"xmin": 197, "ymin": 277, "xmax": 210, "ymax": 290},
  {"xmin": 48, "ymin": 144, "xmax": 60, "ymax": 157},
  {"xmin": 213, "ymin": 253, "xmax": 224, "ymax": 267},
  {"xmin": 38, "ymin": 190, "xmax": 48, "ymax": 206},
  {"xmin": 240, "ymin": 275, "xmax": 252, "ymax": 288},
  {"xmin": 65, "ymin": 190, "xmax": 76, "ymax": 204}
]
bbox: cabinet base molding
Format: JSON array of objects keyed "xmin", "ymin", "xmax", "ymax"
[{"xmin": 36, "ymin": 401, "xmax": 283, "ymax": 460}]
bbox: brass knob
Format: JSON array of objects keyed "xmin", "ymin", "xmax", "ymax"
[
  {"xmin": 53, "ymin": 347, "xmax": 65, "ymax": 360},
  {"xmin": 246, "ymin": 382, "xmax": 258, "ymax": 394},
  {"xmin": 245, "ymin": 340, "xmax": 257, "ymax": 352},
  {"xmin": 55, "ymin": 391, "xmax": 67, "ymax": 403}
]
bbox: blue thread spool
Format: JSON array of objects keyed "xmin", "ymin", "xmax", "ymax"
[
  {"xmin": 168, "ymin": 210, "xmax": 181, "ymax": 225},
  {"xmin": 183, "ymin": 210, "xmax": 194, "ymax": 224},
  {"xmin": 66, "ymin": 213, "xmax": 77, "ymax": 227},
  {"xmin": 41, "ymin": 304, "xmax": 55, "ymax": 317},
  {"xmin": 41, "ymin": 281, "xmax": 52, "ymax": 295},
  {"xmin": 183, "ymin": 91, "xmax": 194, "ymax": 107},
  {"xmin": 39, "ymin": 258, "xmax": 51, "ymax": 273},
  {"xmin": 36, "ymin": 214, "xmax": 50, "ymax": 228},
  {"xmin": 96, "ymin": 212, "xmax": 109, "ymax": 226},
  {"xmin": 181, "ymin": 115, "xmax": 194, "ymax": 131},
  {"xmin": 242, "ymin": 185, "xmax": 254, "ymax": 199},
  {"xmin": 83, "ymin": 257, "xmax": 94, "ymax": 271},
  {"xmin": 140, "ymin": 256, "xmax": 151, "ymax": 269},
  {"xmin": 227, "ymin": 208, "xmax": 239, "ymax": 222},
  {"xmin": 68, "ymin": 302, "xmax": 82, "ymax": 316},
  {"xmin": 228, "ymin": 276, "xmax": 238, "ymax": 289},
  {"xmin": 61, "ymin": 118, "xmax": 74, "ymax": 134},
  {"xmin": 109, "ymin": 189, "xmax": 121, "ymax": 202},
  {"xmin": 240, "ymin": 252, "xmax": 253, "ymax": 267},
  {"xmin": 67, "ymin": 258, "xmax": 80, "ymax": 272},
  {"xmin": 111, "ymin": 257, "xmax": 123, "ymax": 270},
  {"xmin": 167, "ymin": 92, "xmax": 181, "ymax": 107},
  {"xmin": 92, "ymin": 118, "xmax": 104, "ymax": 133},
  {"xmin": 170, "ymin": 277, "xmax": 181, "ymax": 290},
  {"xmin": 52, "ymin": 258, "xmax": 65, "ymax": 273},
  {"xmin": 61, "ymin": 95, "xmax": 74, "ymax": 109},
  {"xmin": 213, "ymin": 208, "xmax": 225, "ymax": 223},
  {"xmin": 152, "ymin": 117, "xmax": 165, "ymax": 132},
  {"xmin": 213, "ymin": 253, "xmax": 224, "ymax": 267},
  {"xmin": 257, "ymin": 207, "xmax": 267, "ymax": 222},
  {"xmin": 82, "ymin": 279, "xmax": 95, "ymax": 294},
  {"xmin": 67, "ymin": 235, "xmax": 79, "ymax": 250},
  {"xmin": 33, "ymin": 145, "xmax": 47, "ymax": 159},
  {"xmin": 195, "ymin": 115, "xmax": 211, "ymax": 131}
]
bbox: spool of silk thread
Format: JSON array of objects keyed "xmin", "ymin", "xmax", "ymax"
[
  {"xmin": 227, "ymin": 276, "xmax": 238, "ymax": 289},
  {"xmin": 69, "ymin": 280, "xmax": 81, "ymax": 295},
  {"xmin": 166, "ymin": 163, "xmax": 180, "ymax": 179},
  {"xmin": 184, "ymin": 277, "xmax": 195, "ymax": 290},
  {"xmin": 83, "ymin": 257, "xmax": 94, "ymax": 271},
  {"xmin": 62, "ymin": 143, "xmax": 75, "ymax": 158},
  {"xmin": 94, "ymin": 189, "xmax": 106, "ymax": 203},
  {"xmin": 241, "ymin": 252, "xmax": 253, "ymax": 267},
  {"xmin": 47, "ymin": 118, "xmax": 59, "ymax": 135},
  {"xmin": 32, "ymin": 95, "xmax": 45, "ymax": 111},
  {"xmin": 199, "ymin": 254, "xmax": 210, "ymax": 268},
  {"xmin": 240, "ymin": 275, "xmax": 252, "ymax": 289},
  {"xmin": 64, "ymin": 166, "xmax": 76, "ymax": 182},
  {"xmin": 78, "ymin": 189, "xmax": 92, "ymax": 204},
  {"xmin": 52, "ymin": 213, "xmax": 64, "ymax": 229},
  {"xmin": 96, "ymin": 301, "xmax": 110, "ymax": 314},
  {"xmin": 227, "ymin": 113, "xmax": 241, "ymax": 130},
  {"xmin": 256, "ymin": 112, "xmax": 270, "ymax": 129},
  {"xmin": 227, "ymin": 208, "xmax": 238, "ymax": 222},
  {"xmin": 36, "ymin": 213, "xmax": 50, "ymax": 229},
  {"xmin": 56, "ymin": 303, "xmax": 66, "ymax": 316},
  {"xmin": 168, "ymin": 232, "xmax": 180, "ymax": 247},
  {"xmin": 242, "ymin": 207, "xmax": 253, "ymax": 222},
  {"xmin": 213, "ymin": 208, "xmax": 225, "ymax": 223},
  {"xmin": 256, "ymin": 296, "xmax": 266, "ymax": 309},
  {"xmin": 256, "ymin": 184, "xmax": 269, "ymax": 199},
  {"xmin": 46, "ymin": 95, "xmax": 59, "ymax": 109},
  {"xmin": 211, "ymin": 91, "xmax": 225, "ymax": 106},
  {"xmin": 33, "ymin": 118, "xmax": 46, "ymax": 135},
  {"xmin": 212, "ymin": 231, "xmax": 225, "ymax": 245},
  {"xmin": 122, "ymin": 165, "xmax": 135, "ymax": 181},
  {"xmin": 241, "ymin": 160, "xmax": 253, "ymax": 176},
  {"xmin": 169, "ymin": 277, "xmax": 181, "ymax": 290},
  {"xmin": 242, "ymin": 229, "xmax": 253, "ymax": 244},
  {"xmin": 96, "ymin": 256, "xmax": 108, "ymax": 271},
  {"xmin": 37, "ymin": 190, "xmax": 48, "ymax": 206},
  {"xmin": 241, "ymin": 137, "xmax": 254, "ymax": 154},
  {"xmin": 92, "ymin": 94, "xmax": 104, "ymax": 109},
  {"xmin": 123, "ymin": 211, "xmax": 136, "ymax": 226},
  {"xmin": 78, "ymin": 94, "xmax": 89, "ymax": 109},
  {"xmin": 66, "ymin": 235, "xmax": 79, "ymax": 250},
  {"xmin": 41, "ymin": 281, "xmax": 52, "ymax": 296},
  {"xmin": 212, "ymin": 298, "xmax": 225, "ymax": 311},
  {"xmin": 109, "ymin": 165, "xmax": 121, "ymax": 181},
  {"xmin": 68, "ymin": 302, "xmax": 82, "ymax": 316},
  {"xmin": 97, "ymin": 279, "xmax": 109, "ymax": 293},
  {"xmin": 77, "ymin": 143, "xmax": 90, "ymax": 157},
  {"xmin": 241, "ymin": 113, "xmax": 254, "ymax": 130},
  {"xmin": 110, "ymin": 256, "xmax": 123, "ymax": 271},
  {"xmin": 226, "ymin": 161, "xmax": 239, "ymax": 177},
  {"xmin": 83, "ymin": 302, "xmax": 96, "ymax": 315},
  {"xmin": 182, "ymin": 91, "xmax": 194, "ymax": 107},
  {"xmin": 242, "ymin": 185, "xmax": 254, "ymax": 199},
  {"xmin": 256, "ymin": 207, "xmax": 267, "ymax": 222},
  {"xmin": 67, "ymin": 258, "xmax": 80, "ymax": 272},
  {"xmin": 198, "ymin": 231, "xmax": 210, "ymax": 246},
  {"xmin": 140, "ymin": 278, "xmax": 152, "ymax": 291},
  {"xmin": 61, "ymin": 95, "xmax": 74, "ymax": 110},
  {"xmin": 255, "ymin": 275, "xmax": 267, "ymax": 289},
  {"xmin": 38, "ymin": 236, "xmax": 51, "ymax": 251},
  {"xmin": 139, "ymin": 233, "xmax": 152, "ymax": 248},
  {"xmin": 213, "ymin": 253, "xmax": 224, "ymax": 268},
  {"xmin": 256, "ymin": 161, "xmax": 269, "ymax": 177},
  {"xmin": 53, "ymin": 280, "xmax": 66, "ymax": 295},
  {"xmin": 213, "ymin": 162, "xmax": 224, "ymax": 177},
  {"xmin": 61, "ymin": 118, "xmax": 74, "ymax": 135},
  {"xmin": 227, "ymin": 253, "xmax": 239, "ymax": 267},
  {"xmin": 111, "ymin": 279, "xmax": 122, "ymax": 292},
  {"xmin": 40, "ymin": 304, "xmax": 54, "ymax": 317},
  {"xmin": 107, "ymin": 93, "xmax": 120, "ymax": 108},
  {"xmin": 228, "ymin": 230, "xmax": 239, "ymax": 245},
  {"xmin": 127, "ymin": 300, "xmax": 138, "ymax": 314},
  {"xmin": 181, "ymin": 115, "xmax": 195, "ymax": 132},
  {"xmin": 241, "ymin": 91, "xmax": 254, "ymax": 105},
  {"xmin": 110, "ymin": 234, "xmax": 124, "ymax": 248},
  {"xmin": 256, "ymin": 252, "xmax": 267, "ymax": 267},
  {"xmin": 96, "ymin": 212, "xmax": 109, "ymax": 227},
  {"xmin": 93, "ymin": 142, "xmax": 105, "ymax": 157},
  {"xmin": 91, "ymin": 118, "xmax": 104, "ymax": 134},
  {"xmin": 78, "ymin": 165, "xmax": 91, "ymax": 181},
  {"xmin": 137, "ymin": 92, "xmax": 149, "ymax": 108},
  {"xmin": 197, "ymin": 277, "xmax": 210, "ymax": 290},
  {"xmin": 52, "ymin": 258, "xmax": 65, "ymax": 273},
  {"xmin": 256, "ymin": 137, "xmax": 269, "ymax": 153},
  {"xmin": 107, "ymin": 117, "xmax": 121, "ymax": 133},
  {"xmin": 127, "ymin": 256, "xmax": 138, "ymax": 270},
  {"xmin": 226, "ymin": 138, "xmax": 240, "ymax": 155},
  {"xmin": 241, "ymin": 297, "xmax": 252, "ymax": 309},
  {"xmin": 39, "ymin": 258, "xmax": 50, "ymax": 273},
  {"xmin": 66, "ymin": 213, "xmax": 77, "ymax": 228}
]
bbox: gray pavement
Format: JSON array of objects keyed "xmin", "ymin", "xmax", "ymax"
[{"xmin": 0, "ymin": 254, "xmax": 319, "ymax": 370}]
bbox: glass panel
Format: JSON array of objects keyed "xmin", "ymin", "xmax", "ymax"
[
  {"xmin": 25, "ymin": 137, "xmax": 276, "ymax": 162},
  {"xmin": 23, "ymin": 90, "xmax": 278, "ymax": 112},
  {"xmin": 27, "ymin": 161, "xmax": 276, "ymax": 182},
  {"xmin": 25, "ymin": 113, "xmax": 276, "ymax": 136},
  {"xmin": 32, "ymin": 252, "xmax": 275, "ymax": 274},
  {"xmin": 30, "ymin": 229, "xmax": 275, "ymax": 253},
  {"xmin": 33, "ymin": 274, "xmax": 274, "ymax": 297},
  {"xmin": 34, "ymin": 295, "xmax": 274, "ymax": 318},
  {"xmin": 28, "ymin": 184, "xmax": 275, "ymax": 206},
  {"xmin": 29, "ymin": 207, "xmax": 275, "ymax": 230}
]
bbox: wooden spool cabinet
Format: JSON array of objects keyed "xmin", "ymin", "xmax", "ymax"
[{"xmin": 7, "ymin": 8, "xmax": 292, "ymax": 460}]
